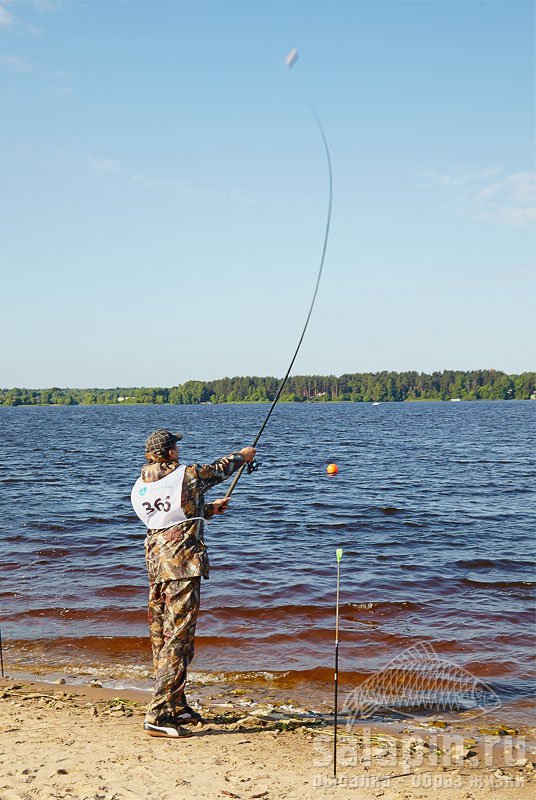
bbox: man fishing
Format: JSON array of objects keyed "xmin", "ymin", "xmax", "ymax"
[{"xmin": 131, "ymin": 428, "xmax": 256, "ymax": 738}]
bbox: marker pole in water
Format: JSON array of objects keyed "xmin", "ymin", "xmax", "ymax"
[{"xmin": 334, "ymin": 548, "xmax": 343, "ymax": 778}]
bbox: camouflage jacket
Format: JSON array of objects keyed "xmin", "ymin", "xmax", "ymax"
[{"xmin": 141, "ymin": 452, "xmax": 245, "ymax": 582}]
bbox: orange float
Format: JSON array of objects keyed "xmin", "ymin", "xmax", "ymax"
[{"xmin": 326, "ymin": 463, "xmax": 339, "ymax": 475}]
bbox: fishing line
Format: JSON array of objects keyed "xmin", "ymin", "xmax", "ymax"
[{"xmin": 225, "ymin": 107, "xmax": 333, "ymax": 498}]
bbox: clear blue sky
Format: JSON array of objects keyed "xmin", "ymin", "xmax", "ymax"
[{"xmin": 1, "ymin": 0, "xmax": 534, "ymax": 388}]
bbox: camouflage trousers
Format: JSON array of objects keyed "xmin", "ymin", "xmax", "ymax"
[{"xmin": 145, "ymin": 577, "xmax": 201, "ymax": 724}]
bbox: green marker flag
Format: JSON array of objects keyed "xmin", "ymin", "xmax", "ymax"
[{"xmin": 336, "ymin": 548, "xmax": 343, "ymax": 562}]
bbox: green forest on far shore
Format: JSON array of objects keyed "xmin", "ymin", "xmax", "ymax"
[{"xmin": 1, "ymin": 370, "xmax": 535, "ymax": 406}]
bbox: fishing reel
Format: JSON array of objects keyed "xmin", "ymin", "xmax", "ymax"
[{"xmin": 246, "ymin": 459, "xmax": 261, "ymax": 475}]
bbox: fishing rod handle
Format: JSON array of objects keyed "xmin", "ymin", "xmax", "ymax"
[
  {"xmin": 224, "ymin": 439, "xmax": 260, "ymax": 499},
  {"xmin": 224, "ymin": 463, "xmax": 247, "ymax": 499}
]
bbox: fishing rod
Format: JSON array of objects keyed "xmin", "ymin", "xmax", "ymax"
[{"xmin": 225, "ymin": 109, "xmax": 333, "ymax": 499}]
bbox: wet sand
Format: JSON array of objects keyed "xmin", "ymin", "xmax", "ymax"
[{"xmin": 1, "ymin": 676, "xmax": 535, "ymax": 800}]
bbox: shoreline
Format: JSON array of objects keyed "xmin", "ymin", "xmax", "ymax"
[
  {"xmin": 1, "ymin": 675, "xmax": 535, "ymax": 799},
  {"xmin": 4, "ymin": 662, "xmax": 536, "ymax": 736},
  {"xmin": 2, "ymin": 398, "xmax": 535, "ymax": 408},
  {"xmin": 4, "ymin": 649, "xmax": 535, "ymax": 727}
]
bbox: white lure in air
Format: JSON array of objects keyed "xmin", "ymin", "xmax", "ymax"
[{"xmin": 284, "ymin": 48, "xmax": 299, "ymax": 68}]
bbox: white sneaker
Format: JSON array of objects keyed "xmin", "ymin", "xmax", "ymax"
[{"xmin": 143, "ymin": 716, "xmax": 193, "ymax": 738}]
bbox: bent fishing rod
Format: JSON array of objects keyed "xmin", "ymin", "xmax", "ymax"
[{"xmin": 225, "ymin": 111, "xmax": 333, "ymax": 499}]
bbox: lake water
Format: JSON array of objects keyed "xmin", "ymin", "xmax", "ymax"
[{"xmin": 1, "ymin": 401, "xmax": 534, "ymax": 714}]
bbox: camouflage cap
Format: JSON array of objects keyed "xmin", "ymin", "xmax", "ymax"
[{"xmin": 144, "ymin": 429, "xmax": 183, "ymax": 456}]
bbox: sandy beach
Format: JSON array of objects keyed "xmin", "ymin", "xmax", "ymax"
[{"xmin": 1, "ymin": 676, "xmax": 535, "ymax": 800}]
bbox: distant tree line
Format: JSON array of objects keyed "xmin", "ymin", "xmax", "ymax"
[{"xmin": 1, "ymin": 371, "xmax": 535, "ymax": 406}]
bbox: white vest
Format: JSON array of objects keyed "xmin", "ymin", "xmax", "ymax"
[{"xmin": 131, "ymin": 465, "xmax": 188, "ymax": 529}]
